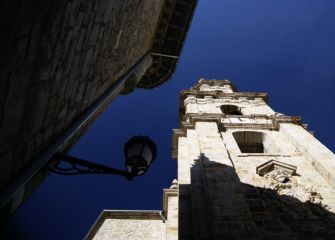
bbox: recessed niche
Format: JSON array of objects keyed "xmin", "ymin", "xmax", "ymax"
[{"xmin": 233, "ymin": 131, "xmax": 264, "ymax": 153}]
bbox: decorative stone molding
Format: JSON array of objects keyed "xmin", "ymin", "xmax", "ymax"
[
  {"xmin": 172, "ymin": 113, "xmax": 302, "ymax": 159},
  {"xmin": 256, "ymin": 160, "xmax": 297, "ymax": 177},
  {"xmin": 255, "ymin": 160, "xmax": 331, "ymax": 221},
  {"xmin": 179, "ymin": 90, "xmax": 269, "ymax": 122},
  {"xmin": 191, "ymin": 79, "xmax": 237, "ymax": 91},
  {"xmin": 260, "ymin": 171, "xmax": 330, "ymax": 220},
  {"xmin": 255, "ymin": 159, "xmax": 331, "ymax": 219}
]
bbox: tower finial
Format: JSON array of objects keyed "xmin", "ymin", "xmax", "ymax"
[{"xmin": 170, "ymin": 179, "xmax": 178, "ymax": 189}]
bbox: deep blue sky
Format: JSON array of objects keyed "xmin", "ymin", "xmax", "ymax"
[{"xmin": 4, "ymin": 1, "xmax": 335, "ymax": 239}]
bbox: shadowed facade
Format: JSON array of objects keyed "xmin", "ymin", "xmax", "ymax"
[{"xmin": 0, "ymin": 0, "xmax": 197, "ymax": 219}]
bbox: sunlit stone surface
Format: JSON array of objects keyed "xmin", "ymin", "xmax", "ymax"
[{"xmin": 88, "ymin": 79, "xmax": 335, "ymax": 239}]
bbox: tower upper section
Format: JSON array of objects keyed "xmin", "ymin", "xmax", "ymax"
[
  {"xmin": 191, "ymin": 79, "xmax": 236, "ymax": 93},
  {"xmin": 173, "ymin": 79, "xmax": 302, "ymax": 158},
  {"xmin": 180, "ymin": 79, "xmax": 275, "ymax": 117}
]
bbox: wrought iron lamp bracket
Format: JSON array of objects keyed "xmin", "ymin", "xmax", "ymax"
[{"xmin": 48, "ymin": 154, "xmax": 132, "ymax": 180}]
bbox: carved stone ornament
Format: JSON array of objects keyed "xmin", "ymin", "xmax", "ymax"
[
  {"xmin": 257, "ymin": 160, "xmax": 330, "ymax": 220},
  {"xmin": 256, "ymin": 160, "xmax": 296, "ymax": 178}
]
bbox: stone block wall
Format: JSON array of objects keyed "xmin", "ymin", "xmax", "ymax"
[
  {"xmin": 174, "ymin": 80, "xmax": 335, "ymax": 239},
  {"xmin": 86, "ymin": 211, "xmax": 167, "ymax": 240},
  {"xmin": 0, "ymin": 0, "xmax": 164, "ymax": 190},
  {"xmin": 280, "ymin": 123, "xmax": 335, "ymax": 189},
  {"xmin": 87, "ymin": 184, "xmax": 179, "ymax": 240},
  {"xmin": 93, "ymin": 218, "xmax": 166, "ymax": 240},
  {"xmin": 177, "ymin": 121, "xmax": 335, "ymax": 239},
  {"xmin": 163, "ymin": 184, "xmax": 179, "ymax": 240}
]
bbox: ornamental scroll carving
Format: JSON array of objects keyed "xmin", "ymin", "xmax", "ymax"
[{"xmin": 256, "ymin": 160, "xmax": 330, "ymax": 220}]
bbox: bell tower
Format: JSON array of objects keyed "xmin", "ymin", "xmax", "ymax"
[{"xmin": 172, "ymin": 79, "xmax": 335, "ymax": 239}]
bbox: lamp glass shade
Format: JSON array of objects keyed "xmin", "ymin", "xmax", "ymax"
[
  {"xmin": 141, "ymin": 146, "xmax": 153, "ymax": 165},
  {"xmin": 124, "ymin": 136, "xmax": 157, "ymax": 176},
  {"xmin": 126, "ymin": 143, "xmax": 143, "ymax": 159}
]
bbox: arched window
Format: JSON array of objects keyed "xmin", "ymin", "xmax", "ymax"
[
  {"xmin": 220, "ymin": 105, "xmax": 242, "ymax": 115},
  {"xmin": 233, "ymin": 131, "xmax": 264, "ymax": 153}
]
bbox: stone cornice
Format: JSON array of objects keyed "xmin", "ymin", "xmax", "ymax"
[
  {"xmin": 172, "ymin": 114, "xmax": 302, "ymax": 159},
  {"xmin": 179, "ymin": 91, "xmax": 269, "ymax": 123},
  {"xmin": 190, "ymin": 79, "xmax": 238, "ymax": 91},
  {"xmin": 137, "ymin": 0, "xmax": 198, "ymax": 89}
]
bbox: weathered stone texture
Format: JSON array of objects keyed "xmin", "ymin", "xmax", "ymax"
[
  {"xmin": 87, "ymin": 182, "xmax": 178, "ymax": 239},
  {"xmin": 166, "ymin": 195, "xmax": 178, "ymax": 240},
  {"xmin": 0, "ymin": 0, "xmax": 164, "ymax": 190},
  {"xmin": 88, "ymin": 80, "xmax": 335, "ymax": 239},
  {"xmin": 175, "ymin": 80, "xmax": 335, "ymax": 239},
  {"xmin": 184, "ymin": 94, "xmax": 274, "ymax": 116},
  {"xmin": 93, "ymin": 218, "xmax": 166, "ymax": 240}
]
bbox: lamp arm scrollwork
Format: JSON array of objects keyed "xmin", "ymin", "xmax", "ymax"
[{"xmin": 48, "ymin": 154, "xmax": 132, "ymax": 180}]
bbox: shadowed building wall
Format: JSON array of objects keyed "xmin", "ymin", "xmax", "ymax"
[{"xmin": 0, "ymin": 0, "xmax": 197, "ymax": 218}]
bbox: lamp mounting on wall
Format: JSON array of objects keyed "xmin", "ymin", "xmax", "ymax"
[{"xmin": 48, "ymin": 136, "xmax": 157, "ymax": 180}]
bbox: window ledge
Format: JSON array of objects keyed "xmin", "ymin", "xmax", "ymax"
[{"xmin": 237, "ymin": 154, "xmax": 291, "ymax": 157}]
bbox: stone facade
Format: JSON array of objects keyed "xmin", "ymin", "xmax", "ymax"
[
  {"xmin": 173, "ymin": 79, "xmax": 335, "ymax": 239},
  {"xmin": 88, "ymin": 79, "xmax": 335, "ymax": 239},
  {"xmin": 0, "ymin": 0, "xmax": 163, "ymax": 189},
  {"xmin": 85, "ymin": 181, "xmax": 178, "ymax": 240},
  {"xmin": 0, "ymin": 0, "xmax": 198, "ymax": 219},
  {"xmin": 94, "ymin": 219, "xmax": 166, "ymax": 240},
  {"xmin": 87, "ymin": 211, "xmax": 166, "ymax": 240}
]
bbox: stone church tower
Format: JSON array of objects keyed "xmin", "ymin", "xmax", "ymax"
[
  {"xmin": 172, "ymin": 79, "xmax": 335, "ymax": 239},
  {"xmin": 87, "ymin": 79, "xmax": 335, "ymax": 239}
]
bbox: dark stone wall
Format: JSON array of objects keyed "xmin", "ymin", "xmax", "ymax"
[
  {"xmin": 0, "ymin": 0, "xmax": 164, "ymax": 190},
  {"xmin": 179, "ymin": 155, "xmax": 335, "ymax": 239}
]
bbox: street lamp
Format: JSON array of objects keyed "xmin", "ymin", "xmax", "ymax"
[
  {"xmin": 124, "ymin": 136, "xmax": 157, "ymax": 176},
  {"xmin": 48, "ymin": 136, "xmax": 157, "ymax": 180}
]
